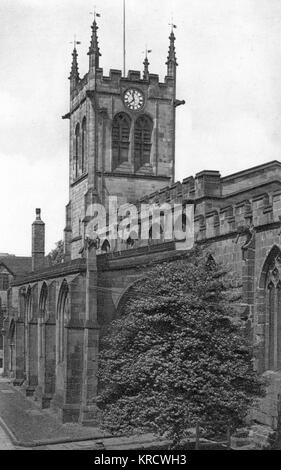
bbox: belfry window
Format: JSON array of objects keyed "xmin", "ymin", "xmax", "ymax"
[
  {"xmin": 112, "ymin": 113, "xmax": 131, "ymax": 169},
  {"xmin": 134, "ymin": 115, "xmax": 153, "ymax": 170},
  {"xmin": 81, "ymin": 118, "xmax": 86, "ymax": 173},
  {"xmin": 74, "ymin": 123, "xmax": 80, "ymax": 178}
]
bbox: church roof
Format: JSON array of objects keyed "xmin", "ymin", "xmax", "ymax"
[{"xmin": 0, "ymin": 256, "xmax": 32, "ymax": 277}]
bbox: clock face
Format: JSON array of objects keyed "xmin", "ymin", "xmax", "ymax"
[{"xmin": 124, "ymin": 89, "xmax": 144, "ymax": 111}]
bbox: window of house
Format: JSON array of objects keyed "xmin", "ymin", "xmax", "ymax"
[{"xmin": 0, "ymin": 274, "xmax": 9, "ymax": 291}]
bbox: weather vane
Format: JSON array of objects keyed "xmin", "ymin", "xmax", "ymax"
[
  {"xmin": 70, "ymin": 35, "xmax": 81, "ymax": 49},
  {"xmin": 90, "ymin": 5, "xmax": 101, "ymax": 20},
  {"xmin": 142, "ymin": 45, "xmax": 152, "ymax": 59},
  {"xmin": 169, "ymin": 14, "xmax": 177, "ymax": 32}
]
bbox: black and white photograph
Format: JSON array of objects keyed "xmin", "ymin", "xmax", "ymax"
[{"xmin": 0, "ymin": 0, "xmax": 281, "ymax": 458}]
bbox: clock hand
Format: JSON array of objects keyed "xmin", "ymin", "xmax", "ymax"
[{"xmin": 127, "ymin": 92, "xmax": 135, "ymax": 104}]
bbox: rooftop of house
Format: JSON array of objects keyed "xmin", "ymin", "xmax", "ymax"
[{"xmin": 0, "ymin": 256, "xmax": 32, "ymax": 277}]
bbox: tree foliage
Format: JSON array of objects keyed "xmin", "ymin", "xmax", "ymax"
[
  {"xmin": 97, "ymin": 248, "xmax": 264, "ymax": 444},
  {"xmin": 47, "ymin": 240, "xmax": 65, "ymax": 266}
]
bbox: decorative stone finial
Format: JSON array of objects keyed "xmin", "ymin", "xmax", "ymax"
[
  {"xmin": 143, "ymin": 48, "xmax": 151, "ymax": 80},
  {"xmin": 35, "ymin": 208, "xmax": 41, "ymax": 221},
  {"xmin": 69, "ymin": 46, "xmax": 80, "ymax": 83},
  {"xmin": 166, "ymin": 25, "xmax": 178, "ymax": 78},
  {"xmin": 88, "ymin": 19, "xmax": 101, "ymax": 70}
]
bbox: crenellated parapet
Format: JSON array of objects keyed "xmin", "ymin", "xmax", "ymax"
[
  {"xmin": 99, "ymin": 160, "xmax": 281, "ymax": 254},
  {"xmin": 70, "ymin": 67, "xmax": 175, "ymax": 104}
]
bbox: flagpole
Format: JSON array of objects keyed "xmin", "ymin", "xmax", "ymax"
[{"xmin": 123, "ymin": 0, "xmax": 126, "ymax": 76}]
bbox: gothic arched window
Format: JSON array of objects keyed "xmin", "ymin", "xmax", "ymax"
[
  {"xmin": 101, "ymin": 239, "xmax": 110, "ymax": 253},
  {"xmin": 39, "ymin": 283, "xmax": 48, "ymax": 359},
  {"xmin": 149, "ymin": 223, "xmax": 164, "ymax": 244},
  {"xmin": 26, "ymin": 286, "xmax": 32, "ymax": 322},
  {"xmin": 74, "ymin": 123, "xmax": 80, "ymax": 178},
  {"xmin": 134, "ymin": 115, "xmax": 153, "ymax": 170},
  {"xmin": 264, "ymin": 253, "xmax": 281, "ymax": 371},
  {"xmin": 112, "ymin": 113, "xmax": 131, "ymax": 169},
  {"xmin": 267, "ymin": 282, "xmax": 275, "ymax": 370},
  {"xmin": 81, "ymin": 118, "xmax": 86, "ymax": 174},
  {"xmin": 39, "ymin": 283, "xmax": 48, "ymax": 317}
]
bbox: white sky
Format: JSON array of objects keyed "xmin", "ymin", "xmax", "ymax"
[{"xmin": 1, "ymin": 0, "xmax": 281, "ymax": 255}]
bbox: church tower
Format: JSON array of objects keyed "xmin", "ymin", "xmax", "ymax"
[{"xmin": 63, "ymin": 18, "xmax": 180, "ymax": 259}]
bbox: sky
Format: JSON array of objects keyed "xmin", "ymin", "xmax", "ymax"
[{"xmin": 1, "ymin": 0, "xmax": 281, "ymax": 255}]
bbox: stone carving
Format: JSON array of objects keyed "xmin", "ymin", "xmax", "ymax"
[
  {"xmin": 79, "ymin": 235, "xmax": 100, "ymax": 257},
  {"xmin": 85, "ymin": 235, "xmax": 100, "ymax": 251},
  {"xmin": 267, "ymin": 254, "xmax": 281, "ymax": 288}
]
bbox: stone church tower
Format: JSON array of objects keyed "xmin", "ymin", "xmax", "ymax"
[{"xmin": 62, "ymin": 19, "xmax": 180, "ymax": 259}]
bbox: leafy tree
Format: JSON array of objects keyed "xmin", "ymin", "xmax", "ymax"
[
  {"xmin": 97, "ymin": 248, "xmax": 264, "ymax": 446},
  {"xmin": 47, "ymin": 240, "xmax": 65, "ymax": 266}
]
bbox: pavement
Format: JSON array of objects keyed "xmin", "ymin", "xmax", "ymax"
[
  {"xmin": 0, "ymin": 377, "xmax": 168, "ymax": 450},
  {"xmin": 0, "ymin": 377, "xmax": 108, "ymax": 449},
  {"xmin": 0, "ymin": 423, "xmax": 14, "ymax": 450}
]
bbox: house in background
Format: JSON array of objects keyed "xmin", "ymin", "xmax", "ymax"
[{"xmin": 0, "ymin": 255, "xmax": 31, "ymax": 372}]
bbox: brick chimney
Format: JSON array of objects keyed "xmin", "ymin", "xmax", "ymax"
[{"xmin": 32, "ymin": 208, "xmax": 45, "ymax": 271}]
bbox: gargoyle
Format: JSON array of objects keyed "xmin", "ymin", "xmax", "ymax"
[
  {"xmin": 235, "ymin": 223, "xmax": 255, "ymax": 247},
  {"xmin": 85, "ymin": 235, "xmax": 100, "ymax": 251},
  {"xmin": 235, "ymin": 224, "xmax": 255, "ymax": 260},
  {"xmin": 79, "ymin": 235, "xmax": 100, "ymax": 257},
  {"xmin": 174, "ymin": 99, "xmax": 186, "ymax": 108}
]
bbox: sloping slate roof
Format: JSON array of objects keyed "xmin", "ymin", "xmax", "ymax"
[
  {"xmin": 12, "ymin": 258, "xmax": 86, "ymax": 286},
  {"xmin": 0, "ymin": 256, "xmax": 32, "ymax": 276}
]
